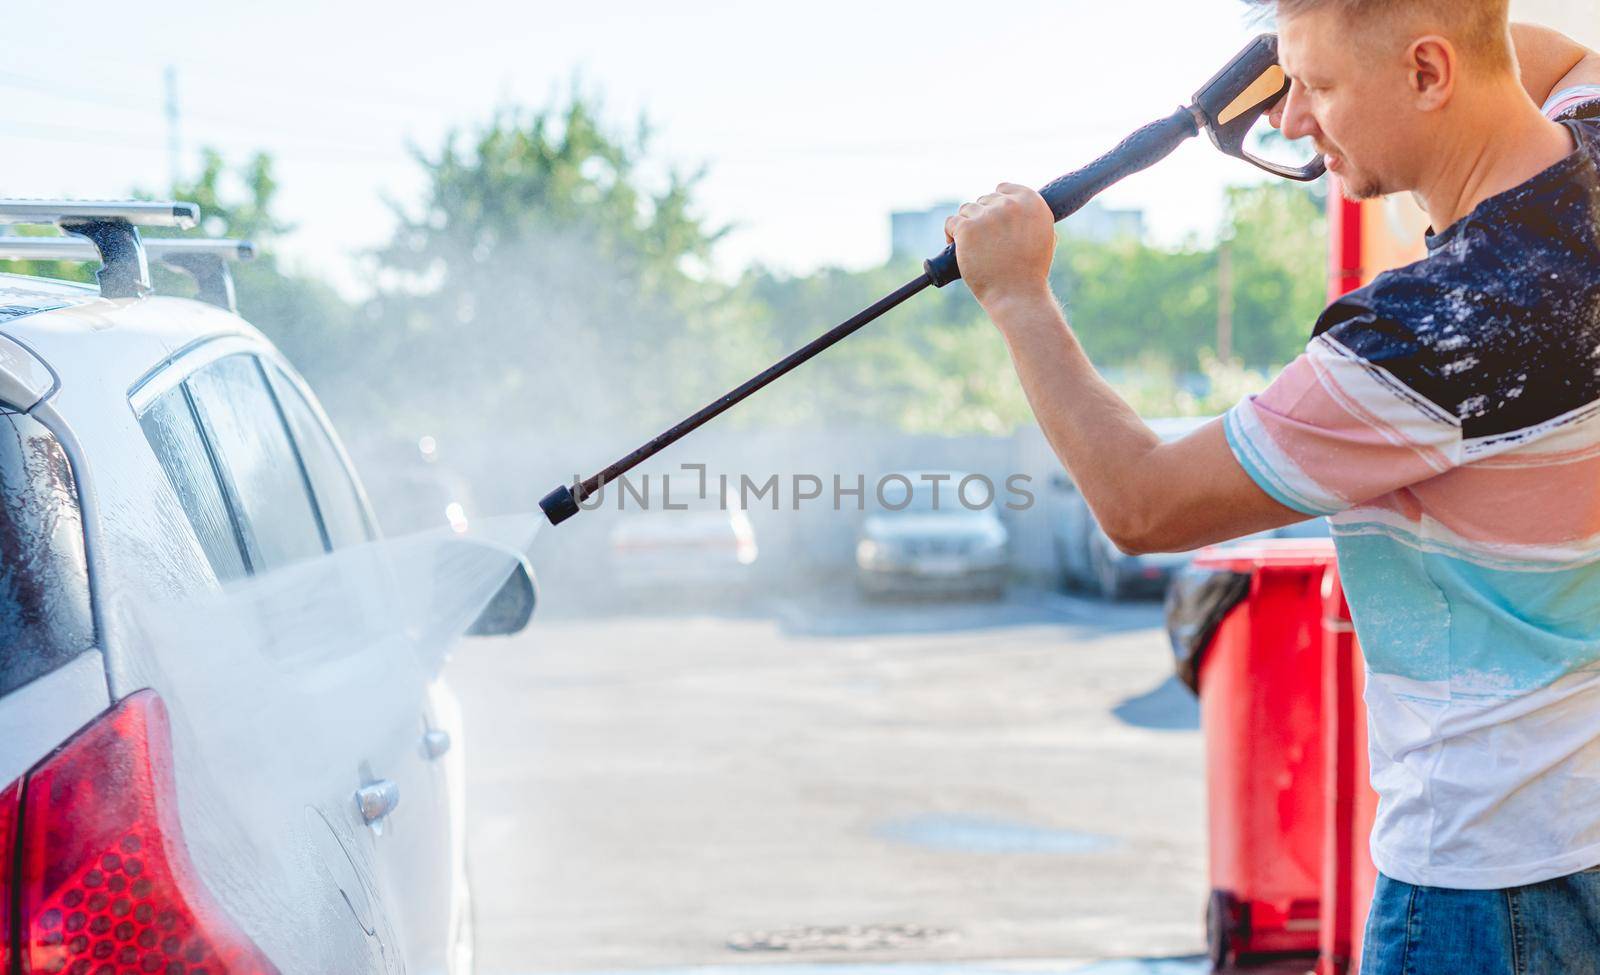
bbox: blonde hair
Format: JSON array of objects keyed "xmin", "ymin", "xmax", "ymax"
[{"xmin": 1250, "ymin": 0, "xmax": 1515, "ymax": 72}]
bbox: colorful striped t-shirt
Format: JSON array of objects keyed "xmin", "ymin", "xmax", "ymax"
[{"xmin": 1224, "ymin": 86, "xmax": 1600, "ymax": 889}]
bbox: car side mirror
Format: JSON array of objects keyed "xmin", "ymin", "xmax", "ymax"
[{"xmin": 467, "ymin": 558, "xmax": 537, "ymax": 637}]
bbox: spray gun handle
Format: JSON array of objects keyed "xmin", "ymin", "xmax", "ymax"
[{"xmin": 924, "ymin": 104, "xmax": 1201, "ymax": 288}]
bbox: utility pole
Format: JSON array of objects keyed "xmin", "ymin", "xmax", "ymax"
[
  {"xmin": 164, "ymin": 66, "xmax": 182, "ymax": 191},
  {"xmin": 1217, "ymin": 239, "xmax": 1234, "ymax": 363}
]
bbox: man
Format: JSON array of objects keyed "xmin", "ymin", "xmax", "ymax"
[{"xmin": 944, "ymin": 3, "xmax": 1600, "ymax": 971}]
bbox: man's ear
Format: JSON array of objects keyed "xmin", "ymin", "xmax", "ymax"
[{"xmin": 1409, "ymin": 35, "xmax": 1458, "ymax": 110}]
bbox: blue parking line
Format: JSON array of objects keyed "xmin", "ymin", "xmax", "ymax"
[{"xmin": 873, "ymin": 812, "xmax": 1120, "ymax": 855}]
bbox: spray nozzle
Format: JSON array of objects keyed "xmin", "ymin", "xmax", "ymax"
[{"xmin": 539, "ymin": 484, "xmax": 582, "ymax": 526}]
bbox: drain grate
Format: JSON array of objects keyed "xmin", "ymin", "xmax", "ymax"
[{"xmin": 727, "ymin": 923, "xmax": 957, "ymax": 953}]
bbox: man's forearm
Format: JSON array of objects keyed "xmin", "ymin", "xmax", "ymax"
[
  {"xmin": 1555, "ymin": 52, "xmax": 1600, "ymax": 93},
  {"xmin": 1512, "ymin": 24, "xmax": 1600, "ymax": 105},
  {"xmin": 987, "ymin": 291, "xmax": 1163, "ymax": 549}
]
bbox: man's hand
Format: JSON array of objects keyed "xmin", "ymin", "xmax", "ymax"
[{"xmin": 942, "ymin": 183, "xmax": 1056, "ymax": 315}]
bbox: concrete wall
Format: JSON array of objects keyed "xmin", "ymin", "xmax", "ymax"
[
  {"xmin": 607, "ymin": 424, "xmax": 1066, "ymax": 579},
  {"xmin": 506, "ymin": 423, "xmax": 1070, "ymax": 586}
]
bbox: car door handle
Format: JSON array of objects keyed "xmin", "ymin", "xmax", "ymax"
[
  {"xmin": 356, "ymin": 780, "xmax": 400, "ymax": 825},
  {"xmin": 422, "ymin": 729, "xmax": 451, "ymax": 760}
]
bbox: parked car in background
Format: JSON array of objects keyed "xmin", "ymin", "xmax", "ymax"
[
  {"xmin": 856, "ymin": 470, "xmax": 1009, "ymax": 599},
  {"xmin": 607, "ymin": 479, "xmax": 759, "ymax": 592},
  {"xmin": 1048, "ymin": 417, "xmax": 1211, "ymax": 600},
  {"xmin": 0, "ymin": 200, "xmax": 529, "ymax": 975}
]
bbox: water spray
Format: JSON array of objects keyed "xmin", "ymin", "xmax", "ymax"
[{"xmin": 540, "ymin": 34, "xmax": 1323, "ymax": 526}]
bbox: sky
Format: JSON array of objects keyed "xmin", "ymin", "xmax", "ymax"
[{"xmin": 0, "ymin": 0, "xmax": 1587, "ymax": 297}]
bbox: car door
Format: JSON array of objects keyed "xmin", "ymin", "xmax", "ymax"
[
  {"xmin": 138, "ymin": 351, "xmax": 452, "ymax": 974},
  {"xmin": 136, "ymin": 360, "xmax": 394, "ymax": 972},
  {"xmin": 262, "ymin": 358, "xmax": 458, "ymax": 974}
]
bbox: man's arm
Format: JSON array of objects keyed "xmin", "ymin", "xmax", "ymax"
[
  {"xmin": 1511, "ymin": 23, "xmax": 1600, "ymax": 105},
  {"xmin": 945, "ymin": 186, "xmax": 1309, "ymax": 556}
]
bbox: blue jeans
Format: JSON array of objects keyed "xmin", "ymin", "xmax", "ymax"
[{"xmin": 1362, "ymin": 869, "xmax": 1600, "ymax": 974}]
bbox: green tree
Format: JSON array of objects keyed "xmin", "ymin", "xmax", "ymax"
[
  {"xmin": 1051, "ymin": 237, "xmax": 1219, "ymax": 369},
  {"xmin": 364, "ymin": 94, "xmax": 740, "ymax": 453},
  {"xmin": 1218, "ymin": 180, "xmax": 1328, "ymax": 366},
  {"xmin": 729, "ymin": 179, "xmax": 1326, "ymax": 432},
  {"xmin": 729, "ymin": 262, "xmax": 1029, "ymax": 434},
  {"xmin": 144, "ymin": 149, "xmax": 360, "ymax": 417},
  {"xmin": 1051, "ymin": 180, "xmax": 1326, "ymax": 377}
]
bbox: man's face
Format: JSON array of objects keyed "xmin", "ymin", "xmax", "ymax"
[{"xmin": 1278, "ymin": 8, "xmax": 1421, "ymax": 200}]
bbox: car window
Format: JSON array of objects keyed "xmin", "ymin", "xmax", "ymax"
[
  {"xmin": 139, "ymin": 387, "xmax": 250, "ymax": 581},
  {"xmin": 186, "ymin": 355, "xmax": 327, "ymax": 572},
  {"xmin": 0, "ymin": 406, "xmax": 95, "ymax": 694},
  {"xmin": 265, "ymin": 365, "xmax": 373, "ymax": 549}
]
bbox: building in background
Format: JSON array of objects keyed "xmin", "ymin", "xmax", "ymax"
[
  {"xmin": 889, "ymin": 199, "xmax": 1145, "ymax": 262},
  {"xmin": 1059, "ymin": 200, "xmax": 1146, "ymax": 246}
]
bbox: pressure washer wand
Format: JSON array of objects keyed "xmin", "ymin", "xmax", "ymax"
[
  {"xmin": 539, "ymin": 105, "xmax": 1204, "ymax": 526},
  {"xmin": 540, "ymin": 33, "xmax": 1322, "ymax": 526}
]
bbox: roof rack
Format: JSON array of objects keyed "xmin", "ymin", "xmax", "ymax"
[
  {"xmin": 0, "ymin": 200, "xmax": 200, "ymax": 303},
  {"xmin": 142, "ymin": 239, "xmax": 256, "ymax": 313},
  {"xmin": 0, "ymin": 237, "xmax": 257, "ymax": 313}
]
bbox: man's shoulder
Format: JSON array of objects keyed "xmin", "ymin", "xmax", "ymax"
[
  {"xmin": 1544, "ymin": 84, "xmax": 1600, "ymax": 125},
  {"xmin": 1311, "ymin": 249, "xmax": 1600, "ymax": 443},
  {"xmin": 1301, "ymin": 88, "xmax": 1600, "ymax": 443}
]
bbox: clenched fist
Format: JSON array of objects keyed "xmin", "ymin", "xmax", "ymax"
[{"xmin": 943, "ymin": 182, "xmax": 1057, "ymax": 317}]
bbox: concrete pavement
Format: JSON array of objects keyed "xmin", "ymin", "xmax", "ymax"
[{"xmin": 447, "ymin": 582, "xmax": 1216, "ymax": 974}]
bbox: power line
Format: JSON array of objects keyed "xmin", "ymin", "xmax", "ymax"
[
  {"xmin": 0, "ymin": 67, "xmax": 433, "ymax": 145},
  {"xmin": 0, "ymin": 117, "xmax": 165, "ymax": 150},
  {"xmin": 0, "ymin": 118, "xmax": 408, "ymax": 169},
  {"xmin": 0, "ymin": 62, "xmax": 457, "ymax": 124},
  {"xmin": 0, "ymin": 69, "xmax": 151, "ymax": 112}
]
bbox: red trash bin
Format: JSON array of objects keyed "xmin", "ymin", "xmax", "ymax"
[
  {"xmin": 1191, "ymin": 540, "xmax": 1339, "ymax": 969},
  {"xmin": 1317, "ymin": 562, "xmax": 1380, "ymax": 975}
]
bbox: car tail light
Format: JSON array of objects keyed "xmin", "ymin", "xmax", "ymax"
[
  {"xmin": 1, "ymin": 778, "xmax": 18, "ymax": 973},
  {"xmin": 13, "ymin": 690, "xmax": 278, "ymax": 975}
]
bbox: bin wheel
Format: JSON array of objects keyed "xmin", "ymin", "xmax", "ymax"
[{"xmin": 1206, "ymin": 889, "xmax": 1240, "ymax": 971}]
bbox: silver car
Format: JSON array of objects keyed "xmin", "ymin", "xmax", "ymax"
[
  {"xmin": 0, "ymin": 201, "xmax": 528, "ymax": 974},
  {"xmin": 855, "ymin": 470, "xmax": 1009, "ymax": 598}
]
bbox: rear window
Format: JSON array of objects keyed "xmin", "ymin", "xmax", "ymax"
[
  {"xmin": 264, "ymin": 365, "xmax": 373, "ymax": 549},
  {"xmin": 139, "ymin": 387, "xmax": 250, "ymax": 582},
  {"xmin": 185, "ymin": 355, "xmax": 328, "ymax": 572},
  {"xmin": 140, "ymin": 352, "xmax": 376, "ymax": 581},
  {"xmin": 0, "ymin": 406, "xmax": 95, "ymax": 694}
]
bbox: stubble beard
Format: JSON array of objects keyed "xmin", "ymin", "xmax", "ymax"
[
  {"xmin": 1333, "ymin": 156, "xmax": 1389, "ymax": 201},
  {"xmin": 1344, "ymin": 172, "xmax": 1388, "ymax": 200}
]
